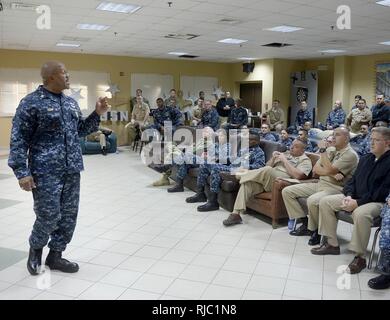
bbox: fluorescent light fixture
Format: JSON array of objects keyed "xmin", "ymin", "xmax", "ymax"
[
  {"xmin": 56, "ymin": 43, "xmax": 81, "ymax": 47},
  {"xmin": 77, "ymin": 24, "xmax": 110, "ymax": 31},
  {"xmin": 168, "ymin": 52, "xmax": 188, "ymax": 56},
  {"xmin": 319, "ymin": 49, "xmax": 346, "ymax": 53},
  {"xmin": 96, "ymin": 2, "xmax": 141, "ymax": 13},
  {"xmin": 376, "ymin": 1, "xmax": 390, "ymax": 7},
  {"xmin": 218, "ymin": 38, "xmax": 247, "ymax": 44},
  {"xmin": 238, "ymin": 57, "xmax": 257, "ymax": 60},
  {"xmin": 264, "ymin": 25, "xmax": 303, "ymax": 32},
  {"xmin": 379, "ymin": 41, "xmax": 390, "ymax": 45}
]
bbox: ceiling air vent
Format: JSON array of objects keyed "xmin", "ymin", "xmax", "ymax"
[
  {"xmin": 164, "ymin": 33, "xmax": 200, "ymax": 40},
  {"xmin": 262, "ymin": 42, "xmax": 292, "ymax": 48},
  {"xmin": 179, "ymin": 54, "xmax": 199, "ymax": 59},
  {"xmin": 61, "ymin": 36, "xmax": 91, "ymax": 42}
]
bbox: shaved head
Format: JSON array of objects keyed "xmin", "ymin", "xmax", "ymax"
[
  {"xmin": 41, "ymin": 61, "xmax": 64, "ymax": 83},
  {"xmin": 40, "ymin": 61, "xmax": 69, "ymax": 93}
]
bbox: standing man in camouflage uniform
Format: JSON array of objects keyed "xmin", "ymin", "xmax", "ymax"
[
  {"xmin": 198, "ymin": 100, "xmax": 219, "ymax": 131},
  {"xmin": 325, "ymin": 100, "xmax": 346, "ymax": 130},
  {"xmin": 222, "ymin": 98, "xmax": 248, "ymax": 131},
  {"xmin": 368, "ymin": 192, "xmax": 390, "ymax": 289},
  {"xmin": 8, "ymin": 61, "xmax": 109, "ymax": 276}
]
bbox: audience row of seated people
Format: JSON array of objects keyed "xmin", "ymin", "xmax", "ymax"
[
  {"xmin": 148, "ymin": 126, "xmax": 390, "ymax": 291},
  {"xmin": 129, "ymin": 88, "xmax": 389, "ymax": 289}
]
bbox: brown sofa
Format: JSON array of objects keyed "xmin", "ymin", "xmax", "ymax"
[{"xmin": 218, "ymin": 152, "xmax": 319, "ymax": 228}]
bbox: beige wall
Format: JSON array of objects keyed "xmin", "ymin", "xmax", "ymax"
[
  {"xmin": 1, "ymin": 49, "xmax": 390, "ymax": 148},
  {"xmin": 304, "ymin": 58, "xmax": 335, "ymax": 123},
  {"xmin": 230, "ymin": 59, "xmax": 274, "ymax": 113},
  {"xmin": 0, "ymin": 49, "xmax": 233, "ymax": 147}
]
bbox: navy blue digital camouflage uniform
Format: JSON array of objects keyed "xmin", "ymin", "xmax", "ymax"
[
  {"xmin": 260, "ymin": 132, "xmax": 277, "ymax": 142},
  {"xmin": 350, "ymin": 133, "xmax": 370, "ymax": 157},
  {"xmin": 148, "ymin": 106, "xmax": 183, "ymax": 132},
  {"xmin": 8, "ymin": 85, "xmax": 100, "ymax": 252},
  {"xmin": 325, "ymin": 107, "xmax": 346, "ymax": 128},
  {"xmin": 223, "ymin": 107, "xmax": 248, "ymax": 130},
  {"xmin": 198, "ymin": 145, "xmax": 265, "ymax": 193},
  {"xmin": 378, "ymin": 193, "xmax": 390, "ymax": 275},
  {"xmin": 294, "ymin": 109, "xmax": 312, "ymax": 128},
  {"xmin": 280, "ymin": 137, "xmax": 293, "ymax": 150},
  {"xmin": 174, "ymin": 139, "xmax": 217, "ymax": 180},
  {"xmin": 198, "ymin": 108, "xmax": 219, "ymax": 131}
]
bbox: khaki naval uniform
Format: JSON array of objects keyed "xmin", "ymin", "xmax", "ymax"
[
  {"xmin": 126, "ymin": 102, "xmax": 150, "ymax": 144},
  {"xmin": 233, "ymin": 152, "xmax": 312, "ymax": 213},
  {"xmin": 282, "ymin": 145, "xmax": 359, "ymax": 231}
]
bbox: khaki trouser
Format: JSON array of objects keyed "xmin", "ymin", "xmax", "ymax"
[
  {"xmin": 233, "ymin": 166, "xmax": 290, "ymax": 213},
  {"xmin": 126, "ymin": 122, "xmax": 145, "ymax": 144},
  {"xmin": 282, "ymin": 182, "xmax": 342, "ymax": 230},
  {"xmin": 319, "ymin": 194, "xmax": 383, "ymax": 256}
]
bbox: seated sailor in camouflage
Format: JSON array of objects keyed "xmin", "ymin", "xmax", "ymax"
[
  {"xmin": 260, "ymin": 123, "xmax": 277, "ymax": 142},
  {"xmin": 325, "ymin": 100, "xmax": 346, "ymax": 130},
  {"xmin": 8, "ymin": 61, "xmax": 109, "ymax": 276},
  {"xmin": 86, "ymin": 126, "xmax": 112, "ymax": 155},
  {"xmin": 197, "ymin": 100, "xmax": 220, "ymax": 131},
  {"xmin": 222, "ymin": 98, "xmax": 248, "ymax": 131},
  {"xmin": 368, "ymin": 193, "xmax": 390, "ymax": 290},
  {"xmin": 147, "ymin": 97, "xmax": 183, "ymax": 135},
  {"xmin": 298, "ymin": 129, "xmax": 317, "ymax": 152},
  {"xmin": 280, "ymin": 129, "xmax": 293, "ymax": 149},
  {"xmin": 350, "ymin": 124, "xmax": 370, "ymax": 157},
  {"xmin": 167, "ymin": 127, "xmax": 217, "ymax": 193},
  {"xmin": 188, "ymin": 133, "xmax": 265, "ymax": 212}
]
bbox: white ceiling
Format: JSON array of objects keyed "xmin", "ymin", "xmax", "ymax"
[{"xmin": 0, "ymin": 0, "xmax": 389, "ymax": 62}]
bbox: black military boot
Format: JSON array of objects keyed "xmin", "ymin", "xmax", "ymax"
[
  {"xmin": 101, "ymin": 146, "xmax": 107, "ymax": 156},
  {"xmin": 186, "ymin": 187, "xmax": 207, "ymax": 203},
  {"xmin": 27, "ymin": 247, "xmax": 43, "ymax": 276},
  {"xmin": 45, "ymin": 250, "xmax": 79, "ymax": 273},
  {"xmin": 197, "ymin": 192, "xmax": 220, "ymax": 212},
  {"xmin": 167, "ymin": 179, "xmax": 184, "ymax": 192}
]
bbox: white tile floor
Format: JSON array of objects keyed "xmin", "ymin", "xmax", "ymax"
[{"xmin": 0, "ymin": 147, "xmax": 389, "ymax": 300}]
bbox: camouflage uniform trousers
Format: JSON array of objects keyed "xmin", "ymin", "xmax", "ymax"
[
  {"xmin": 197, "ymin": 163, "xmax": 232, "ymax": 193},
  {"xmin": 30, "ymin": 173, "xmax": 80, "ymax": 252},
  {"xmin": 378, "ymin": 195, "xmax": 390, "ymax": 275}
]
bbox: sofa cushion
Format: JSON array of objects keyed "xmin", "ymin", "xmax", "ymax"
[
  {"xmin": 259, "ymin": 140, "xmax": 286, "ymax": 162},
  {"xmin": 188, "ymin": 168, "xmax": 199, "ymax": 178},
  {"xmin": 221, "ymin": 180, "xmax": 240, "ymax": 192}
]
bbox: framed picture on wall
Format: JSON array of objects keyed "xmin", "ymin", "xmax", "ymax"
[{"xmin": 376, "ymin": 62, "xmax": 390, "ymax": 100}]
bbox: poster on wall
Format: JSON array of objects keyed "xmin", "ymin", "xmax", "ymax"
[
  {"xmin": 376, "ymin": 63, "xmax": 390, "ymax": 100},
  {"xmin": 290, "ymin": 70, "xmax": 318, "ymax": 123}
]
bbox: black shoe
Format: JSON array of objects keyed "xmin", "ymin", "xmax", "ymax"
[
  {"xmin": 289, "ymin": 221, "xmax": 311, "ymax": 236},
  {"xmin": 368, "ymin": 275, "xmax": 390, "ymax": 290},
  {"xmin": 197, "ymin": 192, "xmax": 219, "ymax": 212},
  {"xmin": 308, "ymin": 230, "xmax": 321, "ymax": 246},
  {"xmin": 45, "ymin": 250, "xmax": 79, "ymax": 273},
  {"xmin": 167, "ymin": 182, "xmax": 184, "ymax": 193},
  {"xmin": 186, "ymin": 191, "xmax": 207, "ymax": 203},
  {"xmin": 27, "ymin": 247, "xmax": 43, "ymax": 276},
  {"xmin": 102, "ymin": 146, "xmax": 107, "ymax": 156}
]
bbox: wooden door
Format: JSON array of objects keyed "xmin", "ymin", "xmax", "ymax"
[{"xmin": 239, "ymin": 82, "xmax": 262, "ymax": 113}]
